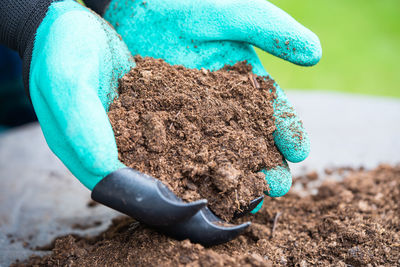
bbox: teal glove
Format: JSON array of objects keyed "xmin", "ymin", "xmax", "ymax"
[
  {"xmin": 102, "ymin": 0, "xmax": 322, "ymax": 210},
  {"xmin": 29, "ymin": 0, "xmax": 134, "ymax": 189},
  {"xmin": 23, "ymin": 1, "xmax": 211, "ymax": 232}
]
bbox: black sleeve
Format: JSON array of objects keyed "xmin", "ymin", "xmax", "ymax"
[
  {"xmin": 84, "ymin": 0, "xmax": 111, "ymax": 16},
  {"xmin": 0, "ymin": 0, "xmax": 57, "ymax": 96}
]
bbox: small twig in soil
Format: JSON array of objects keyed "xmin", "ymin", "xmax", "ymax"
[
  {"xmin": 248, "ymin": 73, "xmax": 260, "ymax": 89},
  {"xmin": 235, "ymin": 189, "xmax": 241, "ymax": 211},
  {"xmin": 169, "ymin": 110, "xmax": 181, "ymax": 129},
  {"xmin": 271, "ymin": 212, "xmax": 282, "ymax": 238},
  {"xmin": 128, "ymin": 222, "xmax": 141, "ymax": 232}
]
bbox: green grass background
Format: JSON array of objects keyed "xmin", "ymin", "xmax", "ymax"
[{"xmin": 256, "ymin": 0, "xmax": 400, "ymax": 98}]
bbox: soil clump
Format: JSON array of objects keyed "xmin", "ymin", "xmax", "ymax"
[
  {"xmin": 14, "ymin": 165, "xmax": 400, "ymax": 266},
  {"xmin": 107, "ymin": 56, "xmax": 283, "ymax": 220}
]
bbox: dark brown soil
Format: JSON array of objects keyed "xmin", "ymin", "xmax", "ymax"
[
  {"xmin": 107, "ymin": 56, "xmax": 283, "ymax": 220},
  {"xmin": 14, "ymin": 165, "xmax": 400, "ymax": 266}
]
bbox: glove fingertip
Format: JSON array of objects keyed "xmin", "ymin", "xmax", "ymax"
[
  {"xmin": 261, "ymin": 163, "xmax": 292, "ymax": 198},
  {"xmin": 297, "ymin": 32, "xmax": 322, "ymax": 66},
  {"xmin": 275, "ymin": 129, "xmax": 310, "ymax": 163}
]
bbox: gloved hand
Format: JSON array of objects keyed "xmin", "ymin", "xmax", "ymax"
[
  {"xmin": 0, "ymin": 0, "xmax": 208, "ymax": 228},
  {"xmin": 94, "ymin": 0, "xmax": 322, "ymax": 210},
  {"xmin": 29, "ymin": 0, "xmax": 133, "ymax": 190}
]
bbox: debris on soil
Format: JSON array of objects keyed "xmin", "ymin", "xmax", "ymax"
[
  {"xmin": 86, "ymin": 200, "xmax": 99, "ymax": 208},
  {"xmin": 107, "ymin": 56, "xmax": 283, "ymax": 220},
  {"xmin": 71, "ymin": 221, "xmax": 102, "ymax": 231},
  {"xmin": 14, "ymin": 164, "xmax": 400, "ymax": 266}
]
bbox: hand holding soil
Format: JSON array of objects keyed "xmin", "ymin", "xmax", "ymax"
[
  {"xmin": 0, "ymin": 0, "xmax": 324, "ymax": 261},
  {"xmin": 105, "ymin": 0, "xmax": 320, "ymax": 202},
  {"xmin": 4, "ymin": 0, "xmax": 400, "ymax": 266}
]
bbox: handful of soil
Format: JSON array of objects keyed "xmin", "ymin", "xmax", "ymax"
[{"xmin": 107, "ymin": 56, "xmax": 283, "ymax": 220}]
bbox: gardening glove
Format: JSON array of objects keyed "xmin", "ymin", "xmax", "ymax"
[
  {"xmin": 85, "ymin": 0, "xmax": 322, "ymax": 210},
  {"xmin": 0, "ymin": 0, "xmax": 207, "ymax": 227}
]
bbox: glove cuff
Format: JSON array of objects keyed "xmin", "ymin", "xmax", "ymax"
[
  {"xmin": 83, "ymin": 0, "xmax": 111, "ymax": 16},
  {"xmin": 0, "ymin": 0, "xmax": 59, "ymax": 97},
  {"xmin": 0, "ymin": 0, "xmax": 58, "ymax": 57}
]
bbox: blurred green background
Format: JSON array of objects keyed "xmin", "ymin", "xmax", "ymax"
[{"xmin": 257, "ymin": 0, "xmax": 400, "ymax": 98}]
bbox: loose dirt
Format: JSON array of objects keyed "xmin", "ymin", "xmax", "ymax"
[
  {"xmin": 14, "ymin": 165, "xmax": 400, "ymax": 266},
  {"xmin": 107, "ymin": 56, "xmax": 283, "ymax": 220}
]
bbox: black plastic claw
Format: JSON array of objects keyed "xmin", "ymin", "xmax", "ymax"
[
  {"xmin": 233, "ymin": 195, "xmax": 264, "ymax": 219},
  {"xmin": 91, "ymin": 168, "xmax": 207, "ymax": 226},
  {"xmin": 160, "ymin": 207, "xmax": 251, "ymax": 246}
]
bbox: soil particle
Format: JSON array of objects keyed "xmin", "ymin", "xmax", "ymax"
[
  {"xmin": 14, "ymin": 164, "xmax": 400, "ymax": 266},
  {"xmin": 71, "ymin": 221, "xmax": 102, "ymax": 230},
  {"xmin": 86, "ymin": 200, "xmax": 99, "ymax": 208},
  {"xmin": 107, "ymin": 56, "xmax": 283, "ymax": 220}
]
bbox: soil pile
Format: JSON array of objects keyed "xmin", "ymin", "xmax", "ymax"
[
  {"xmin": 14, "ymin": 165, "xmax": 400, "ymax": 266},
  {"xmin": 107, "ymin": 56, "xmax": 283, "ymax": 220}
]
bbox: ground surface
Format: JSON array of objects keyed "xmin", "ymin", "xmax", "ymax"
[
  {"xmin": 0, "ymin": 91, "xmax": 399, "ymax": 266},
  {"xmin": 12, "ymin": 165, "xmax": 400, "ymax": 266}
]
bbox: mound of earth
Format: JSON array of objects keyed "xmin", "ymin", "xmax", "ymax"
[
  {"xmin": 14, "ymin": 165, "xmax": 400, "ymax": 266},
  {"xmin": 107, "ymin": 56, "xmax": 285, "ymax": 220}
]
